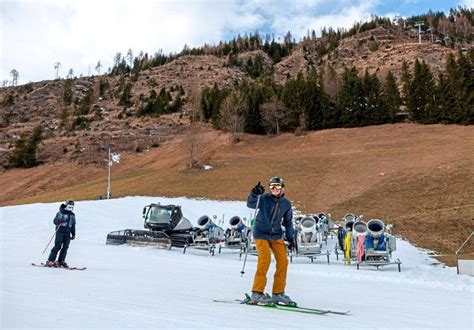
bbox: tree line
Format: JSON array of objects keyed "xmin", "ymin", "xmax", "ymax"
[
  {"xmin": 107, "ymin": 7, "xmax": 472, "ymax": 77},
  {"xmin": 196, "ymin": 49, "xmax": 473, "ymax": 137}
]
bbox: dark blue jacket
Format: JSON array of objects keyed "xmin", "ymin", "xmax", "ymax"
[
  {"xmin": 247, "ymin": 192, "xmax": 294, "ymax": 241},
  {"xmin": 53, "ymin": 209, "xmax": 76, "ymax": 236}
]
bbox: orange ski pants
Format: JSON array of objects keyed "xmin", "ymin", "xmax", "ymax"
[{"xmin": 252, "ymin": 239, "xmax": 288, "ymax": 294}]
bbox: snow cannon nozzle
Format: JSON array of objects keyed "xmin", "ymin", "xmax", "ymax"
[
  {"xmin": 229, "ymin": 216, "xmax": 243, "ymax": 229},
  {"xmin": 353, "ymin": 221, "xmax": 367, "ymax": 237},
  {"xmin": 367, "ymin": 219, "xmax": 385, "ymax": 237},
  {"xmin": 300, "ymin": 216, "xmax": 317, "ymax": 233},
  {"xmin": 197, "ymin": 215, "xmax": 213, "ymax": 230},
  {"xmin": 345, "ymin": 220, "xmax": 355, "ymax": 232}
]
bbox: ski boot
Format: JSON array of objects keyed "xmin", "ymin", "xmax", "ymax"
[
  {"xmin": 271, "ymin": 293, "xmax": 297, "ymax": 307},
  {"xmin": 247, "ymin": 292, "xmax": 275, "ymax": 306},
  {"xmin": 57, "ymin": 261, "xmax": 69, "ymax": 268},
  {"xmin": 45, "ymin": 260, "xmax": 57, "ymax": 267}
]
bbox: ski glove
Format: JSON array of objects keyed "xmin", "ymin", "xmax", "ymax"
[
  {"xmin": 287, "ymin": 239, "xmax": 296, "ymax": 251},
  {"xmin": 70, "ymin": 235, "xmax": 75, "ymax": 240},
  {"xmin": 251, "ymin": 181, "xmax": 265, "ymax": 195}
]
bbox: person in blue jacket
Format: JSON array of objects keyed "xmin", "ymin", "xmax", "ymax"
[
  {"xmin": 46, "ymin": 200, "xmax": 76, "ymax": 267},
  {"xmin": 247, "ymin": 177, "xmax": 295, "ymax": 306}
]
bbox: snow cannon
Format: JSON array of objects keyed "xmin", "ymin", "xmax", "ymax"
[
  {"xmin": 344, "ymin": 213, "xmax": 356, "ymax": 222},
  {"xmin": 345, "ymin": 220, "xmax": 354, "ymax": 232},
  {"xmin": 229, "ymin": 216, "xmax": 244, "ymax": 229},
  {"xmin": 367, "ymin": 219, "xmax": 385, "ymax": 237},
  {"xmin": 297, "ymin": 216, "xmax": 321, "ymax": 244},
  {"xmin": 317, "ymin": 212, "xmax": 327, "ymax": 222},
  {"xmin": 294, "ymin": 216, "xmax": 304, "ymax": 226},
  {"xmin": 193, "ymin": 215, "xmax": 225, "ymax": 250},
  {"xmin": 224, "ymin": 216, "xmax": 249, "ymax": 249},
  {"xmin": 197, "ymin": 215, "xmax": 214, "ymax": 230},
  {"xmin": 353, "ymin": 221, "xmax": 367, "ymax": 237},
  {"xmin": 291, "ymin": 215, "xmax": 328, "ymax": 263},
  {"xmin": 301, "ymin": 216, "xmax": 318, "ymax": 233}
]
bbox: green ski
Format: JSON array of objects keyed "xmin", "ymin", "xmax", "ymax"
[{"xmin": 213, "ymin": 294, "xmax": 350, "ymax": 315}]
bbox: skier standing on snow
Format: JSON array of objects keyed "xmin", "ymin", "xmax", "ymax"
[
  {"xmin": 47, "ymin": 200, "xmax": 76, "ymax": 267},
  {"xmin": 247, "ymin": 177, "xmax": 296, "ymax": 305}
]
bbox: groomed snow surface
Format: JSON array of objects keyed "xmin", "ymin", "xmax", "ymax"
[{"xmin": 1, "ymin": 196, "xmax": 473, "ymax": 329}]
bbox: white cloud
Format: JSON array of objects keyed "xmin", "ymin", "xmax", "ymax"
[
  {"xmin": 459, "ymin": 0, "xmax": 474, "ymax": 8},
  {"xmin": 0, "ymin": 0, "xmax": 265, "ymax": 84}
]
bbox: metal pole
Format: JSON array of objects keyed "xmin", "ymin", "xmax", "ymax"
[
  {"xmin": 42, "ymin": 225, "xmax": 61, "ymax": 255},
  {"xmin": 107, "ymin": 145, "xmax": 111, "ymax": 199},
  {"xmin": 455, "ymin": 232, "xmax": 473, "ymax": 275},
  {"xmin": 240, "ymin": 195, "xmax": 261, "ymax": 277}
]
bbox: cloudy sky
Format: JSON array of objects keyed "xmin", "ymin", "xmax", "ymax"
[{"xmin": 1, "ymin": 0, "xmax": 472, "ymax": 85}]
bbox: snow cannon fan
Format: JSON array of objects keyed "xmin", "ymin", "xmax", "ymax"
[
  {"xmin": 367, "ymin": 219, "xmax": 385, "ymax": 237},
  {"xmin": 353, "ymin": 221, "xmax": 368, "ymax": 237}
]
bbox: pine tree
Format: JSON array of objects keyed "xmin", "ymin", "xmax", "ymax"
[
  {"xmin": 63, "ymin": 79, "xmax": 73, "ymax": 106},
  {"xmin": 8, "ymin": 126, "xmax": 43, "ymax": 168},
  {"xmin": 406, "ymin": 60, "xmax": 436, "ymax": 123},
  {"xmin": 400, "ymin": 60, "xmax": 411, "ymax": 107},
  {"xmin": 435, "ymin": 72, "xmax": 452, "ymax": 123},
  {"xmin": 362, "ymin": 70, "xmax": 387, "ymax": 125},
  {"xmin": 239, "ymin": 82, "xmax": 265, "ymax": 134},
  {"xmin": 118, "ymin": 82, "xmax": 133, "ymax": 108},
  {"xmin": 447, "ymin": 51, "xmax": 474, "ymax": 124},
  {"xmin": 383, "ymin": 70, "xmax": 401, "ymax": 123},
  {"xmin": 301, "ymin": 69, "xmax": 329, "ymax": 130},
  {"xmin": 281, "ymin": 73, "xmax": 305, "ymax": 130},
  {"xmin": 337, "ymin": 67, "xmax": 365, "ymax": 127},
  {"xmin": 201, "ymin": 84, "xmax": 229, "ymax": 129}
]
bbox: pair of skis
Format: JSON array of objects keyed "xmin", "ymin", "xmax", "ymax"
[
  {"xmin": 31, "ymin": 262, "xmax": 86, "ymax": 271},
  {"xmin": 213, "ymin": 293, "xmax": 350, "ymax": 315}
]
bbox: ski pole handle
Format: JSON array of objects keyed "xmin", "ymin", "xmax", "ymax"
[
  {"xmin": 42, "ymin": 225, "xmax": 60, "ymax": 255},
  {"xmin": 241, "ymin": 194, "xmax": 261, "ymax": 277}
]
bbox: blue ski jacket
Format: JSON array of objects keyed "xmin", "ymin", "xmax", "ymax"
[
  {"xmin": 247, "ymin": 192, "xmax": 294, "ymax": 242},
  {"xmin": 53, "ymin": 209, "xmax": 76, "ymax": 236}
]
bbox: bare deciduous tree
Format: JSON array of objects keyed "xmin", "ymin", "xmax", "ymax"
[
  {"xmin": 54, "ymin": 62, "xmax": 61, "ymax": 79},
  {"xmin": 219, "ymin": 91, "xmax": 245, "ymax": 142},
  {"xmin": 185, "ymin": 123, "xmax": 203, "ymax": 169},
  {"xmin": 188, "ymin": 83, "xmax": 202, "ymax": 122},
  {"xmin": 261, "ymin": 96, "xmax": 288, "ymax": 135}
]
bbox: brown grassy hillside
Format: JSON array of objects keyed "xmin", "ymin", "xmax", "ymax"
[{"xmin": 1, "ymin": 123, "xmax": 472, "ymax": 258}]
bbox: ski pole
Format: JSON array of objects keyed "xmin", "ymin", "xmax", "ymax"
[
  {"xmin": 241, "ymin": 194, "xmax": 261, "ymax": 277},
  {"xmin": 42, "ymin": 225, "xmax": 60, "ymax": 255}
]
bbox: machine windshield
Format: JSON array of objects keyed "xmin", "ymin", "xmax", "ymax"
[{"xmin": 146, "ymin": 206, "xmax": 173, "ymax": 224}]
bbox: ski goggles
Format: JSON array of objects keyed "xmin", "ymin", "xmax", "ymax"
[{"xmin": 269, "ymin": 183, "xmax": 283, "ymax": 190}]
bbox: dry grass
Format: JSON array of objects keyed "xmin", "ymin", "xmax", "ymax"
[{"xmin": 1, "ymin": 123, "xmax": 473, "ymax": 260}]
